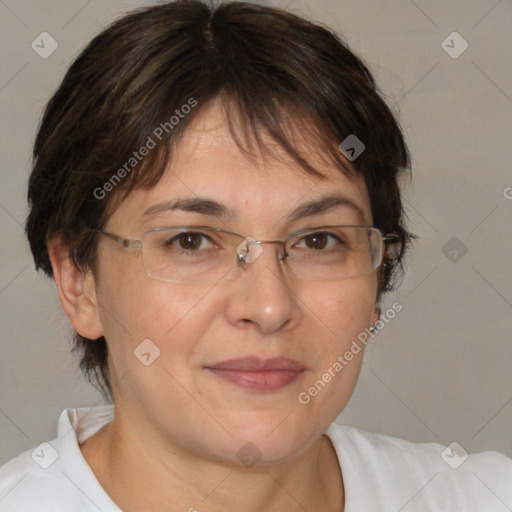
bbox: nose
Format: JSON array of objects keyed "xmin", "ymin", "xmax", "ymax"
[{"xmin": 224, "ymin": 242, "xmax": 302, "ymax": 334}]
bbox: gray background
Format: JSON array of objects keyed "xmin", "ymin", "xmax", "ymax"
[{"xmin": 1, "ymin": 0, "xmax": 511, "ymax": 465}]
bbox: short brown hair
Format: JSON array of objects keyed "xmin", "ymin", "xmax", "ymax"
[{"xmin": 26, "ymin": 0, "xmax": 413, "ymax": 400}]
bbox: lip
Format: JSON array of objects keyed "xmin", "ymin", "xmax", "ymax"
[
  {"xmin": 206, "ymin": 356, "xmax": 306, "ymax": 372},
  {"xmin": 205, "ymin": 357, "xmax": 306, "ymax": 392}
]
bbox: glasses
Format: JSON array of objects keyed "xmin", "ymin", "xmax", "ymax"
[{"xmin": 96, "ymin": 225, "xmax": 400, "ymax": 283}]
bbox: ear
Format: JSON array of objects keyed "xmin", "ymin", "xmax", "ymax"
[{"xmin": 47, "ymin": 238, "xmax": 104, "ymax": 340}]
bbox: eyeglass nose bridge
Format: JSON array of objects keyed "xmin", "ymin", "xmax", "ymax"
[{"xmin": 235, "ymin": 238, "xmax": 287, "ymax": 268}]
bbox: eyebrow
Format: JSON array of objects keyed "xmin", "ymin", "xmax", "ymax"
[
  {"xmin": 285, "ymin": 194, "xmax": 367, "ymax": 223},
  {"xmin": 142, "ymin": 198, "xmax": 231, "ymax": 218},
  {"xmin": 142, "ymin": 194, "xmax": 367, "ymax": 223}
]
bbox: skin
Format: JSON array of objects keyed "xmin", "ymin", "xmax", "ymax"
[{"xmin": 49, "ymin": 99, "xmax": 380, "ymax": 512}]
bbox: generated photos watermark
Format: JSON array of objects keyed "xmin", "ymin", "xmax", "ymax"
[
  {"xmin": 441, "ymin": 441, "xmax": 469, "ymax": 469},
  {"xmin": 93, "ymin": 97, "xmax": 198, "ymax": 200},
  {"xmin": 134, "ymin": 338, "xmax": 161, "ymax": 366},
  {"xmin": 297, "ymin": 301, "xmax": 403, "ymax": 404}
]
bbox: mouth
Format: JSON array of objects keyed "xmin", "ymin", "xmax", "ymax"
[{"xmin": 205, "ymin": 356, "xmax": 306, "ymax": 392}]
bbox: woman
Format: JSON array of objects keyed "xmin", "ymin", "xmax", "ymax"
[{"xmin": 0, "ymin": 1, "xmax": 510, "ymax": 510}]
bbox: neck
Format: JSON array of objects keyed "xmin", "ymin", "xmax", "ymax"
[{"xmin": 80, "ymin": 407, "xmax": 344, "ymax": 512}]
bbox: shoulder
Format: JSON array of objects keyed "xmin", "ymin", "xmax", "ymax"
[
  {"xmin": 0, "ymin": 406, "xmax": 117, "ymax": 512},
  {"xmin": 326, "ymin": 423, "xmax": 512, "ymax": 511},
  {"xmin": 0, "ymin": 442, "xmax": 69, "ymax": 512}
]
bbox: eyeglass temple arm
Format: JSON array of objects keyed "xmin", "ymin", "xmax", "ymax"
[
  {"xmin": 97, "ymin": 230, "xmax": 141, "ymax": 249},
  {"xmin": 382, "ymin": 234, "xmax": 402, "ymax": 260}
]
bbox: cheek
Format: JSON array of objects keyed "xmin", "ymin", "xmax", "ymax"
[
  {"xmin": 96, "ymin": 273, "xmax": 218, "ymax": 407},
  {"xmin": 95, "ymin": 248, "xmax": 215, "ymax": 354},
  {"xmin": 303, "ymin": 276, "xmax": 377, "ymax": 341},
  {"xmin": 101, "ymin": 280, "xmax": 214, "ymax": 344},
  {"xmin": 292, "ymin": 278, "xmax": 377, "ymax": 422}
]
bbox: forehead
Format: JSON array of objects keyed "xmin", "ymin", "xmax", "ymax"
[{"xmin": 108, "ymin": 100, "xmax": 373, "ymax": 233}]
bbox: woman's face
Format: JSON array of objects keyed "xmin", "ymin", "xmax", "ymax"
[{"xmin": 91, "ymin": 101, "xmax": 380, "ymax": 465}]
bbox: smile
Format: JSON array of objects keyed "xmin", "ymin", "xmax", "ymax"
[{"xmin": 206, "ymin": 368, "xmax": 305, "ymax": 391}]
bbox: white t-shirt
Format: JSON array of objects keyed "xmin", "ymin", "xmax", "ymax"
[{"xmin": 0, "ymin": 406, "xmax": 510, "ymax": 511}]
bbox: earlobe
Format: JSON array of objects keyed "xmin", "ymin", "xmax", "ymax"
[{"xmin": 47, "ymin": 238, "xmax": 104, "ymax": 340}]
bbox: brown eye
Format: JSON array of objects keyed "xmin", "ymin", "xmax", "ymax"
[
  {"xmin": 303, "ymin": 233, "xmax": 330, "ymax": 250},
  {"xmin": 178, "ymin": 233, "xmax": 202, "ymax": 250},
  {"xmin": 165, "ymin": 232, "xmax": 213, "ymax": 251}
]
